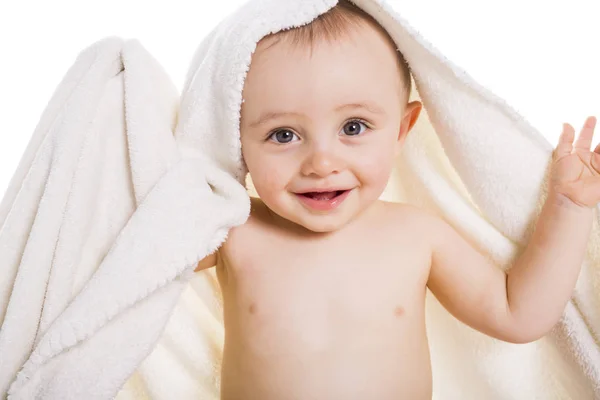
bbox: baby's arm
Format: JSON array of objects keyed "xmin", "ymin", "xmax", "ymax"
[
  {"xmin": 427, "ymin": 118, "xmax": 598, "ymax": 343},
  {"xmin": 426, "ymin": 195, "xmax": 591, "ymax": 343},
  {"xmin": 194, "ymin": 251, "xmax": 218, "ymax": 272}
]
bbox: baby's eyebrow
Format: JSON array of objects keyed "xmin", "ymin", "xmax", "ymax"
[
  {"xmin": 249, "ymin": 111, "xmax": 304, "ymax": 128},
  {"xmin": 335, "ymin": 102, "xmax": 386, "ymax": 115},
  {"xmin": 249, "ymin": 102, "xmax": 385, "ymax": 128}
]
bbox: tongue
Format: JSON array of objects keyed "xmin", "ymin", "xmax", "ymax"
[{"xmin": 307, "ymin": 191, "xmax": 337, "ymax": 201}]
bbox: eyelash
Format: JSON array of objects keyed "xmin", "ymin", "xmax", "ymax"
[{"xmin": 266, "ymin": 118, "xmax": 372, "ymax": 143}]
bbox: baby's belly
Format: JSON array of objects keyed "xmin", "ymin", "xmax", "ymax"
[
  {"xmin": 221, "ymin": 335, "xmax": 431, "ymax": 400},
  {"xmin": 219, "ymin": 282, "xmax": 432, "ymax": 399}
]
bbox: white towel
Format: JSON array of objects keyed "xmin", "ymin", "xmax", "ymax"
[{"xmin": 1, "ymin": 0, "xmax": 599, "ymax": 399}]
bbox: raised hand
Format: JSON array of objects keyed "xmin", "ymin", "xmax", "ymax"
[{"xmin": 551, "ymin": 116, "xmax": 600, "ymax": 208}]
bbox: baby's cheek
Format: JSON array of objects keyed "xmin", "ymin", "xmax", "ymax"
[
  {"xmin": 360, "ymin": 152, "xmax": 395, "ymax": 188},
  {"xmin": 250, "ymin": 167, "xmax": 287, "ymax": 200}
]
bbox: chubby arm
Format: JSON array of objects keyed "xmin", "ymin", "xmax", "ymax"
[{"xmin": 425, "ymin": 192, "xmax": 592, "ymax": 343}]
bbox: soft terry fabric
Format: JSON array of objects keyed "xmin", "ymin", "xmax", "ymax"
[{"xmin": 1, "ymin": 0, "xmax": 599, "ymax": 399}]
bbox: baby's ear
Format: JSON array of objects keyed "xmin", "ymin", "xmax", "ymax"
[{"xmin": 396, "ymin": 101, "xmax": 422, "ymax": 148}]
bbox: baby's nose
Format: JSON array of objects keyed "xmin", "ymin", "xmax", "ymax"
[{"xmin": 300, "ymin": 148, "xmax": 344, "ymax": 177}]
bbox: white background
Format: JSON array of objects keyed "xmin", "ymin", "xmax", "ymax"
[{"xmin": 0, "ymin": 0, "xmax": 598, "ymax": 195}]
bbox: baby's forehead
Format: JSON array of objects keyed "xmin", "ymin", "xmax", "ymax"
[{"xmin": 242, "ymin": 43, "xmax": 406, "ymax": 117}]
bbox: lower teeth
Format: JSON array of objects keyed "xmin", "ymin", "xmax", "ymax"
[{"xmin": 308, "ymin": 191, "xmax": 342, "ymax": 201}]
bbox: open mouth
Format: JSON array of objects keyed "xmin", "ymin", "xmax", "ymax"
[
  {"xmin": 294, "ymin": 189, "xmax": 352, "ymax": 211},
  {"xmin": 297, "ymin": 190, "xmax": 347, "ymax": 200}
]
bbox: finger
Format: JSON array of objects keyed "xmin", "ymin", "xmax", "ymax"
[
  {"xmin": 574, "ymin": 116, "xmax": 597, "ymax": 151},
  {"xmin": 554, "ymin": 123, "xmax": 575, "ymax": 158}
]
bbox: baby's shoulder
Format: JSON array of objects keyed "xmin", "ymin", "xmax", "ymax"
[
  {"xmin": 220, "ymin": 196, "xmax": 271, "ymax": 248},
  {"xmin": 376, "ymin": 201, "xmax": 446, "ymax": 241}
]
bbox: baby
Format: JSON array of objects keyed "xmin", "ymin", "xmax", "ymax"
[{"xmin": 195, "ymin": 1, "xmax": 599, "ymax": 399}]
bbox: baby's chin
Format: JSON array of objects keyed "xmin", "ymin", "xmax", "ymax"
[
  {"xmin": 266, "ymin": 206, "xmax": 352, "ymax": 234},
  {"xmin": 269, "ymin": 198, "xmax": 365, "ymax": 234},
  {"xmin": 293, "ymin": 216, "xmax": 351, "ymax": 234}
]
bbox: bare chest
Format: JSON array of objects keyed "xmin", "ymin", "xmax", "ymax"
[
  {"xmin": 219, "ymin": 226, "xmax": 430, "ymax": 347},
  {"xmin": 217, "ymin": 227, "xmax": 433, "ymax": 400}
]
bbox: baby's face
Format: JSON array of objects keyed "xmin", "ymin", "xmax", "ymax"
[{"xmin": 240, "ymin": 22, "xmax": 418, "ymax": 233}]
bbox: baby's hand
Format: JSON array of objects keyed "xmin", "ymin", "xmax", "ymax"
[{"xmin": 551, "ymin": 116, "xmax": 600, "ymax": 209}]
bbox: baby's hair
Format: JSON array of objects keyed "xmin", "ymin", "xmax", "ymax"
[{"xmin": 268, "ymin": 0, "xmax": 412, "ymax": 100}]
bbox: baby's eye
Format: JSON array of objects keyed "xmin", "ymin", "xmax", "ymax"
[
  {"xmin": 342, "ymin": 120, "xmax": 368, "ymax": 136},
  {"xmin": 268, "ymin": 129, "xmax": 299, "ymax": 144}
]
